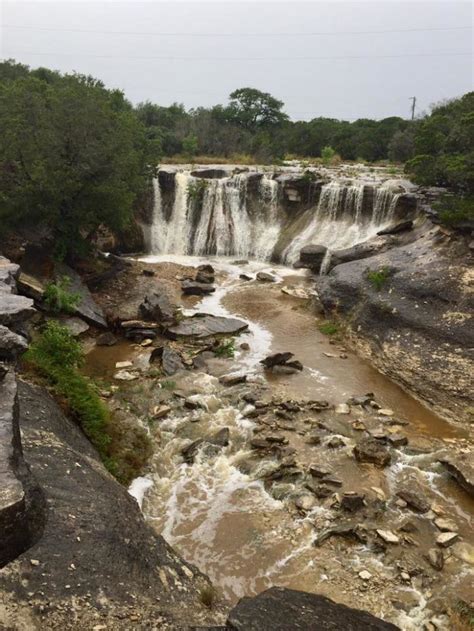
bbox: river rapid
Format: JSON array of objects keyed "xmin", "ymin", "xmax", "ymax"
[{"xmin": 88, "ymin": 255, "xmax": 473, "ymax": 630}]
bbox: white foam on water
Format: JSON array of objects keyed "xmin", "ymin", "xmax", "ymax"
[{"xmin": 128, "ymin": 476, "xmax": 154, "ymax": 510}]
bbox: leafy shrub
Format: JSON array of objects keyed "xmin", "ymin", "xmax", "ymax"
[
  {"xmin": 434, "ymin": 194, "xmax": 474, "ymax": 227},
  {"xmin": 199, "ymin": 585, "xmax": 217, "ymax": 608},
  {"xmin": 318, "ymin": 322, "xmax": 340, "ymax": 336},
  {"xmin": 367, "ymin": 267, "xmax": 391, "ymax": 291},
  {"xmin": 44, "ymin": 276, "xmax": 81, "ymax": 314},
  {"xmin": 25, "ymin": 321, "xmax": 111, "ymax": 453},
  {"xmin": 321, "ymin": 146, "xmax": 336, "ymax": 165},
  {"xmin": 160, "ymin": 379, "xmax": 177, "ymax": 390},
  {"xmin": 214, "ymin": 338, "xmax": 235, "ymax": 358}
]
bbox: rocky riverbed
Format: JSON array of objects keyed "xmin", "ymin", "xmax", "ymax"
[{"xmin": 1, "ymin": 237, "xmax": 473, "ymax": 629}]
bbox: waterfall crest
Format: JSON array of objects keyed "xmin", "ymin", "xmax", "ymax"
[{"xmin": 145, "ymin": 167, "xmax": 413, "ymax": 263}]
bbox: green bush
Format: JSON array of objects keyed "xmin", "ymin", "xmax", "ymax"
[
  {"xmin": 434, "ymin": 194, "xmax": 474, "ymax": 227},
  {"xmin": 214, "ymin": 338, "xmax": 235, "ymax": 358},
  {"xmin": 318, "ymin": 322, "xmax": 340, "ymax": 336},
  {"xmin": 25, "ymin": 321, "xmax": 111, "ymax": 454},
  {"xmin": 321, "ymin": 146, "xmax": 336, "ymax": 165},
  {"xmin": 44, "ymin": 276, "xmax": 81, "ymax": 314},
  {"xmin": 367, "ymin": 267, "xmax": 391, "ymax": 291},
  {"xmin": 187, "ymin": 179, "xmax": 208, "ymax": 201}
]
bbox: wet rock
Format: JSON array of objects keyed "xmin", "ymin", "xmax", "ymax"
[
  {"xmin": 0, "ymin": 325, "xmax": 28, "ymax": 360},
  {"xmin": 225, "ymin": 586, "xmax": 400, "ymax": 630},
  {"xmin": 387, "ymin": 433, "xmax": 408, "ymax": 447},
  {"xmin": 195, "ymin": 264, "xmax": 215, "ymax": 285},
  {"xmin": 376, "ymin": 529, "xmax": 400, "ymax": 544},
  {"xmin": 139, "ymin": 290, "xmax": 178, "ymax": 324},
  {"xmin": 295, "ymin": 495, "xmax": 316, "ymax": 511},
  {"xmin": 368, "ymin": 428, "xmax": 388, "ymax": 441},
  {"xmin": 160, "ymin": 347, "xmax": 185, "ymax": 376},
  {"xmin": 335, "ymin": 403, "xmax": 350, "ymax": 414},
  {"xmin": 260, "ymin": 352, "xmax": 302, "ymax": 372},
  {"xmin": 340, "ymin": 492, "xmax": 365, "ymax": 512},
  {"xmin": 309, "ymin": 465, "xmax": 332, "ymax": 478},
  {"xmin": 326, "ymin": 436, "xmax": 346, "ymax": 449},
  {"xmin": 256, "ymin": 272, "xmax": 276, "ymax": 283},
  {"xmin": 396, "ymin": 489, "xmax": 430, "ymax": 514},
  {"xmin": 305, "ymin": 481, "xmax": 333, "ymax": 499},
  {"xmin": 314, "ymin": 524, "xmax": 368, "ymax": 547},
  {"xmin": 438, "ymin": 456, "xmax": 474, "ymax": 497},
  {"xmin": 322, "ymin": 476, "xmax": 343, "ymax": 487},
  {"xmin": 212, "ymin": 427, "xmax": 230, "ymax": 447},
  {"xmin": 181, "ymin": 279, "xmax": 216, "ymax": 295},
  {"xmin": 426, "ymin": 548, "xmax": 444, "ymax": 571},
  {"xmin": 354, "ymin": 438, "xmax": 391, "ymax": 468},
  {"xmin": 240, "ymin": 342, "xmax": 250, "ymax": 350},
  {"xmin": 377, "ymin": 220, "xmax": 414, "ymax": 236},
  {"xmin": 142, "ymin": 269, "xmax": 155, "ymax": 277},
  {"xmin": 436, "ymin": 532, "xmax": 459, "ymax": 547},
  {"xmin": 96, "ymin": 332, "xmax": 117, "ymax": 346},
  {"xmin": 434, "ymin": 517, "xmax": 458, "ymax": 532},
  {"xmin": 299, "ymin": 244, "xmax": 328, "ymax": 272},
  {"xmin": 306, "ymin": 432, "xmax": 322, "ymax": 445},
  {"xmin": 181, "ymin": 439, "xmax": 205, "ymax": 463},
  {"xmin": 347, "ymin": 393, "xmax": 374, "ymax": 407},
  {"xmin": 168, "ymin": 314, "xmax": 248, "ymax": 339},
  {"xmin": 219, "ymin": 374, "xmax": 247, "ymax": 387},
  {"xmin": 250, "ymin": 438, "xmax": 272, "ymax": 450},
  {"xmin": 239, "ymin": 274, "xmax": 253, "ymax": 281},
  {"xmin": 378, "ymin": 408, "xmax": 394, "ymax": 417}
]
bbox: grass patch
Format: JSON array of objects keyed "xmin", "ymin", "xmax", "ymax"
[
  {"xmin": 367, "ymin": 267, "xmax": 390, "ymax": 291},
  {"xmin": 214, "ymin": 338, "xmax": 236, "ymax": 358},
  {"xmin": 199, "ymin": 585, "xmax": 217, "ymax": 609},
  {"xmin": 44, "ymin": 275, "xmax": 81, "ymax": 314},
  {"xmin": 318, "ymin": 321, "xmax": 340, "ymax": 336},
  {"xmin": 24, "ymin": 321, "xmax": 151, "ymax": 484},
  {"xmin": 449, "ymin": 600, "xmax": 474, "ymax": 630},
  {"xmin": 160, "ymin": 379, "xmax": 177, "ymax": 390}
]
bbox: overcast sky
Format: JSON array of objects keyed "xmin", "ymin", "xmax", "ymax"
[{"xmin": 0, "ymin": 1, "xmax": 472, "ymax": 121}]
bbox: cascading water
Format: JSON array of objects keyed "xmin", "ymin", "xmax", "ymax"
[{"xmin": 146, "ymin": 167, "xmax": 409, "ymax": 263}]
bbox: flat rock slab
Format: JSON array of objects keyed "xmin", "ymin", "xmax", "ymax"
[
  {"xmin": 0, "ymin": 292, "xmax": 36, "ymax": 328},
  {"xmin": 439, "ymin": 456, "xmax": 474, "ymax": 497},
  {"xmin": 167, "ymin": 314, "xmax": 248, "ymax": 339},
  {"xmin": 55, "ymin": 263, "xmax": 107, "ymax": 329},
  {"xmin": 226, "ymin": 586, "xmax": 400, "ymax": 630}
]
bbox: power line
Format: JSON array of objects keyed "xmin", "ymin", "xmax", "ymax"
[
  {"xmin": 1, "ymin": 24, "xmax": 472, "ymax": 37},
  {"xmin": 2, "ymin": 50, "xmax": 470, "ymax": 61}
]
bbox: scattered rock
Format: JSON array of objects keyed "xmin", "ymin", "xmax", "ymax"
[
  {"xmin": 436, "ymin": 532, "xmax": 459, "ymax": 548},
  {"xmin": 114, "ymin": 370, "xmax": 138, "ymax": 381},
  {"xmin": 219, "ymin": 374, "xmax": 247, "ymax": 387},
  {"xmin": 256, "ymin": 272, "xmax": 276, "ymax": 283},
  {"xmin": 335, "ymin": 403, "xmax": 350, "ymax": 414},
  {"xmin": 438, "ymin": 456, "xmax": 474, "ymax": 498},
  {"xmin": 281, "ymin": 286, "xmax": 312, "ymax": 299},
  {"xmin": 168, "ymin": 314, "xmax": 248, "ymax": 339},
  {"xmin": 153, "ymin": 405, "xmax": 171, "ymax": 419},
  {"xmin": 326, "ymin": 436, "xmax": 345, "ymax": 449},
  {"xmin": 434, "ymin": 517, "xmax": 458, "ymax": 532},
  {"xmin": 426, "ymin": 548, "xmax": 444, "ymax": 571},
  {"xmin": 378, "ymin": 409, "xmax": 394, "ymax": 417},
  {"xmin": 354, "ymin": 438, "xmax": 391, "ymax": 468},
  {"xmin": 260, "ymin": 352, "xmax": 303, "ymax": 372},
  {"xmin": 358, "ymin": 570, "xmax": 372, "ymax": 581},
  {"xmin": 295, "ymin": 495, "xmax": 316, "ymax": 511},
  {"xmin": 387, "ymin": 433, "xmax": 408, "ymax": 447},
  {"xmin": 181, "ymin": 280, "xmax": 216, "ymax": 295},
  {"xmin": 376, "ymin": 529, "xmax": 400, "ymax": 544},
  {"xmin": 139, "ymin": 290, "xmax": 178, "ymax": 324},
  {"xmin": 340, "ymin": 492, "xmax": 365, "ymax": 512},
  {"xmin": 96, "ymin": 332, "xmax": 117, "ymax": 346},
  {"xmin": 309, "ymin": 465, "xmax": 332, "ymax": 478},
  {"xmin": 239, "ymin": 274, "xmax": 253, "ymax": 281},
  {"xmin": 195, "ymin": 264, "xmax": 215, "ymax": 285},
  {"xmin": 396, "ymin": 489, "xmax": 430, "ymax": 514},
  {"xmin": 212, "ymin": 427, "xmax": 230, "ymax": 447},
  {"xmin": 115, "ymin": 360, "xmax": 133, "ymax": 369}
]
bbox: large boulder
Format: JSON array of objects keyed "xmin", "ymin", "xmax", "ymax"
[
  {"xmin": 55, "ymin": 263, "xmax": 107, "ymax": 329},
  {"xmin": 0, "ymin": 325, "xmax": 28, "ymax": 360},
  {"xmin": 225, "ymin": 586, "xmax": 399, "ymax": 630},
  {"xmin": 0, "ymin": 256, "xmax": 20, "ymax": 290},
  {"xmin": 181, "ymin": 279, "xmax": 216, "ymax": 296},
  {"xmin": 0, "ymin": 293, "xmax": 36, "ymax": 329},
  {"xmin": 139, "ymin": 290, "xmax": 178, "ymax": 325},
  {"xmin": 167, "ymin": 314, "xmax": 248, "ymax": 339},
  {"xmin": 298, "ymin": 244, "xmax": 328, "ymax": 272},
  {"xmin": 439, "ymin": 456, "xmax": 474, "ymax": 497},
  {"xmin": 353, "ymin": 437, "xmax": 391, "ymax": 468}
]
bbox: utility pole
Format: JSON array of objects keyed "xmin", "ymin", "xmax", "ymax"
[{"xmin": 409, "ymin": 96, "xmax": 416, "ymax": 120}]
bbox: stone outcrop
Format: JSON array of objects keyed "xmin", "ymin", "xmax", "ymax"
[
  {"xmin": 439, "ymin": 456, "xmax": 474, "ymax": 497},
  {"xmin": 0, "ymin": 381, "xmax": 222, "ymax": 629},
  {"xmin": 167, "ymin": 314, "xmax": 248, "ymax": 339},
  {"xmin": 317, "ymin": 223, "xmax": 474, "ymax": 423},
  {"xmin": 55, "ymin": 262, "xmax": 107, "ymax": 328},
  {"xmin": 222, "ymin": 587, "xmax": 400, "ymax": 630},
  {"xmin": 0, "ymin": 370, "xmax": 45, "ymax": 568}
]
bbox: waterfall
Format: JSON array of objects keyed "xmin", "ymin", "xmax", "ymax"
[{"xmin": 146, "ymin": 168, "xmax": 407, "ymax": 264}]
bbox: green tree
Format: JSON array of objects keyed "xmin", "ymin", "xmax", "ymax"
[
  {"xmin": 182, "ymin": 133, "xmax": 199, "ymax": 156},
  {"xmin": 0, "ymin": 62, "xmax": 159, "ymax": 258},
  {"xmin": 226, "ymin": 87, "xmax": 289, "ymax": 131}
]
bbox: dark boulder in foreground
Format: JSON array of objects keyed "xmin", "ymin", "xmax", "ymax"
[
  {"xmin": 298, "ymin": 244, "xmax": 328, "ymax": 272},
  {"xmin": 224, "ymin": 587, "xmax": 400, "ymax": 630},
  {"xmin": 196, "ymin": 264, "xmax": 215, "ymax": 285},
  {"xmin": 260, "ymin": 352, "xmax": 303, "ymax": 373}
]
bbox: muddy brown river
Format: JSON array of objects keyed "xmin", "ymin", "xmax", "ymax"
[{"xmin": 85, "ymin": 256, "xmax": 473, "ymax": 630}]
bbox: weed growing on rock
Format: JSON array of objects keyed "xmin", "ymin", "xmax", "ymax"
[
  {"xmin": 367, "ymin": 267, "xmax": 390, "ymax": 291},
  {"xmin": 199, "ymin": 585, "xmax": 217, "ymax": 609},
  {"xmin": 318, "ymin": 321, "xmax": 340, "ymax": 336},
  {"xmin": 160, "ymin": 379, "xmax": 177, "ymax": 390},
  {"xmin": 44, "ymin": 276, "xmax": 81, "ymax": 314},
  {"xmin": 214, "ymin": 338, "xmax": 236, "ymax": 358}
]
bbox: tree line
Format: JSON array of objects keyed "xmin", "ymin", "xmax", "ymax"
[{"xmin": 0, "ymin": 59, "xmax": 472, "ymax": 258}]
